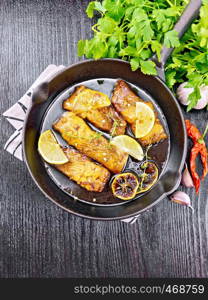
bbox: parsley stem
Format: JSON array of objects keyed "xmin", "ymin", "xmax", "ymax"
[
  {"xmin": 198, "ymin": 123, "xmax": 208, "ymax": 144},
  {"xmin": 142, "ymin": 5, "xmax": 154, "ymax": 10},
  {"xmin": 91, "ymin": 24, "xmax": 98, "ymax": 33},
  {"xmin": 137, "ymin": 42, "xmax": 149, "ymax": 56},
  {"xmin": 203, "ymin": 123, "xmax": 208, "ymax": 139},
  {"xmin": 165, "ymin": 0, "xmax": 173, "ymax": 7}
]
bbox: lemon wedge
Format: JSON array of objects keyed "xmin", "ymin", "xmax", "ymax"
[
  {"xmin": 72, "ymin": 88, "xmax": 111, "ymax": 113},
  {"xmin": 38, "ymin": 130, "xmax": 69, "ymax": 165},
  {"xmin": 110, "ymin": 135, "xmax": 144, "ymax": 161},
  {"xmin": 135, "ymin": 102, "xmax": 155, "ymax": 138}
]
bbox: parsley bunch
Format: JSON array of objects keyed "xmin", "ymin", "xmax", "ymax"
[
  {"xmin": 166, "ymin": 0, "xmax": 208, "ymax": 111},
  {"xmin": 78, "ymin": 0, "xmax": 208, "ymax": 111}
]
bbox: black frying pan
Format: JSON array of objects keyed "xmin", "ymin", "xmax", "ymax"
[{"xmin": 22, "ymin": 0, "xmax": 201, "ymax": 220}]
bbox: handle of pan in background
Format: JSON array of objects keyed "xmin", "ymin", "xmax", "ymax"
[
  {"xmin": 31, "ymin": 66, "xmax": 67, "ymax": 105},
  {"xmin": 153, "ymin": 0, "xmax": 202, "ymax": 81}
]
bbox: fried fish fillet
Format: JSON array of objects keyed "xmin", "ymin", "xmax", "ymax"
[
  {"xmin": 55, "ymin": 147, "xmax": 110, "ymax": 192},
  {"xmin": 111, "ymin": 80, "xmax": 167, "ymax": 146},
  {"xmin": 63, "ymin": 85, "xmax": 126, "ymax": 136},
  {"xmin": 53, "ymin": 112, "xmax": 128, "ymax": 173}
]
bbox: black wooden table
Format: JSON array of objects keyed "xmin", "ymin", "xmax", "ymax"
[{"xmin": 1, "ymin": 0, "xmax": 208, "ymax": 278}]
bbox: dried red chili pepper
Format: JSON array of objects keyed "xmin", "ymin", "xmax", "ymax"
[
  {"xmin": 190, "ymin": 143, "xmax": 201, "ymax": 193},
  {"xmin": 198, "ymin": 124, "xmax": 208, "ymax": 180},
  {"xmin": 185, "ymin": 120, "xmax": 202, "ymax": 143},
  {"xmin": 200, "ymin": 145, "xmax": 208, "ymax": 179},
  {"xmin": 185, "ymin": 120, "xmax": 208, "ymax": 193}
]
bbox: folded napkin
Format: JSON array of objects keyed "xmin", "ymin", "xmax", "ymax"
[{"xmin": 3, "ymin": 65, "xmax": 138, "ymax": 224}]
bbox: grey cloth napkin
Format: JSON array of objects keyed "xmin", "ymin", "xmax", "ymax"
[{"xmin": 3, "ymin": 65, "xmax": 138, "ymax": 224}]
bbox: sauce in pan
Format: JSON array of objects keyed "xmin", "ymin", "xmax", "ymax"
[{"xmin": 40, "ymin": 78, "xmax": 170, "ymax": 206}]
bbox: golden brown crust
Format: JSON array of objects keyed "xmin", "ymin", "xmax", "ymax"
[
  {"xmin": 111, "ymin": 80, "xmax": 168, "ymax": 145},
  {"xmin": 85, "ymin": 106, "xmax": 126, "ymax": 136},
  {"xmin": 53, "ymin": 112, "xmax": 128, "ymax": 173},
  {"xmin": 131, "ymin": 120, "xmax": 167, "ymax": 147},
  {"xmin": 111, "ymin": 80, "xmax": 142, "ymax": 124},
  {"xmin": 63, "ymin": 86, "xmax": 126, "ymax": 136},
  {"xmin": 55, "ymin": 147, "xmax": 110, "ymax": 192},
  {"xmin": 63, "ymin": 85, "xmax": 86, "ymax": 112}
]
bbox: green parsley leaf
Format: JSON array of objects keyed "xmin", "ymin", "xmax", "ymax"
[
  {"xmin": 164, "ymin": 30, "xmax": 180, "ymax": 48},
  {"xmin": 151, "ymin": 40, "xmax": 162, "ymax": 61},
  {"xmin": 140, "ymin": 60, "xmax": 157, "ymax": 75},
  {"xmin": 97, "ymin": 17, "xmax": 116, "ymax": 34},
  {"xmin": 119, "ymin": 46, "xmax": 137, "ymax": 57},
  {"xmin": 92, "ymin": 38, "xmax": 108, "ymax": 59},
  {"xmin": 186, "ymin": 73, "xmax": 204, "ymax": 87},
  {"xmin": 165, "ymin": 7, "xmax": 181, "ymax": 17},
  {"xmin": 130, "ymin": 57, "xmax": 140, "ymax": 71},
  {"xmin": 108, "ymin": 46, "xmax": 118, "ymax": 58},
  {"xmin": 140, "ymin": 49, "xmax": 152, "ymax": 60},
  {"xmin": 132, "ymin": 8, "xmax": 148, "ymax": 22},
  {"xmin": 143, "ymin": 21, "xmax": 154, "ymax": 41},
  {"xmin": 108, "ymin": 35, "xmax": 119, "ymax": 47},
  {"xmin": 187, "ymin": 86, "xmax": 201, "ymax": 111},
  {"xmin": 78, "ymin": 1, "xmax": 208, "ymax": 111},
  {"xmin": 166, "ymin": 70, "xmax": 176, "ymax": 88},
  {"xmin": 153, "ymin": 9, "xmax": 166, "ymax": 30},
  {"xmin": 103, "ymin": 0, "xmax": 125, "ymax": 21},
  {"xmin": 77, "ymin": 40, "xmax": 86, "ymax": 56},
  {"xmin": 161, "ymin": 19, "xmax": 173, "ymax": 33},
  {"xmin": 86, "ymin": 1, "xmax": 106, "ymax": 18}
]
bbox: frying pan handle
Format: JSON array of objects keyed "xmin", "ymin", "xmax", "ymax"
[
  {"xmin": 156, "ymin": 0, "xmax": 202, "ymax": 69},
  {"xmin": 32, "ymin": 82, "xmax": 50, "ymax": 105},
  {"xmin": 31, "ymin": 66, "xmax": 67, "ymax": 105}
]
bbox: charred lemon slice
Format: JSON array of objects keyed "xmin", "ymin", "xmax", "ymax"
[
  {"xmin": 111, "ymin": 172, "xmax": 139, "ymax": 200},
  {"xmin": 137, "ymin": 161, "xmax": 158, "ymax": 194}
]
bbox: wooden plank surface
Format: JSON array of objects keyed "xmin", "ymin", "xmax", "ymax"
[{"xmin": 0, "ymin": 0, "xmax": 208, "ymax": 278}]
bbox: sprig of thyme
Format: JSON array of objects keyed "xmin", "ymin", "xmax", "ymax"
[{"xmin": 137, "ymin": 144, "xmax": 152, "ymax": 192}]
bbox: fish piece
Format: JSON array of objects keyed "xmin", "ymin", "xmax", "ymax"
[
  {"xmin": 131, "ymin": 119, "xmax": 167, "ymax": 146},
  {"xmin": 55, "ymin": 147, "xmax": 110, "ymax": 192},
  {"xmin": 63, "ymin": 85, "xmax": 111, "ymax": 113},
  {"xmin": 111, "ymin": 80, "xmax": 168, "ymax": 146},
  {"xmin": 83, "ymin": 106, "xmax": 126, "ymax": 136},
  {"xmin": 53, "ymin": 112, "xmax": 128, "ymax": 173},
  {"xmin": 111, "ymin": 80, "xmax": 142, "ymax": 124},
  {"xmin": 63, "ymin": 86, "xmax": 126, "ymax": 136}
]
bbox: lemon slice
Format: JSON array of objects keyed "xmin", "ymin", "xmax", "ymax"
[
  {"xmin": 38, "ymin": 130, "xmax": 69, "ymax": 165},
  {"xmin": 111, "ymin": 172, "xmax": 139, "ymax": 200},
  {"xmin": 72, "ymin": 88, "xmax": 111, "ymax": 113},
  {"xmin": 110, "ymin": 135, "xmax": 144, "ymax": 161},
  {"xmin": 135, "ymin": 102, "xmax": 155, "ymax": 138},
  {"xmin": 137, "ymin": 162, "xmax": 158, "ymax": 194}
]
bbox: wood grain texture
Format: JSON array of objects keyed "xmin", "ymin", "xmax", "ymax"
[{"xmin": 0, "ymin": 0, "xmax": 208, "ymax": 278}]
